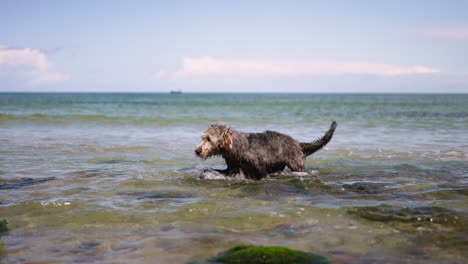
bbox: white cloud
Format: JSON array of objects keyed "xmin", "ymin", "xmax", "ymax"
[
  {"xmin": 417, "ymin": 25, "xmax": 468, "ymax": 41},
  {"xmin": 155, "ymin": 56, "xmax": 439, "ymax": 79},
  {"xmin": 0, "ymin": 46, "xmax": 70, "ymax": 86}
]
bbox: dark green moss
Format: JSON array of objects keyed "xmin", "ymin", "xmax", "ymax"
[
  {"xmin": 208, "ymin": 245, "xmax": 331, "ymax": 264},
  {"xmin": 0, "ymin": 220, "xmax": 8, "ymax": 235}
]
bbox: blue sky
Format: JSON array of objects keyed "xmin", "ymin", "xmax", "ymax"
[{"xmin": 1, "ymin": 0, "xmax": 467, "ymax": 93}]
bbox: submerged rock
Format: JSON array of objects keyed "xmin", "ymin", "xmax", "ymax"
[
  {"xmin": 348, "ymin": 205, "xmax": 467, "ymax": 230},
  {"xmin": 0, "ymin": 177, "xmax": 55, "ymax": 190},
  {"xmin": 342, "ymin": 182, "xmax": 390, "ymax": 194},
  {"xmin": 196, "ymin": 245, "xmax": 331, "ymax": 264},
  {"xmin": 0, "ymin": 220, "xmax": 8, "ymax": 235}
]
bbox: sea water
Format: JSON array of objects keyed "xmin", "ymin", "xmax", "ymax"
[{"xmin": 0, "ymin": 93, "xmax": 467, "ymax": 263}]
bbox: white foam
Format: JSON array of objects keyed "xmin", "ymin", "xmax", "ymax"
[{"xmin": 199, "ymin": 168, "xmax": 247, "ymax": 180}]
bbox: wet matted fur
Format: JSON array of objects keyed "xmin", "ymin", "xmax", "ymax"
[{"xmin": 195, "ymin": 121, "xmax": 337, "ymax": 180}]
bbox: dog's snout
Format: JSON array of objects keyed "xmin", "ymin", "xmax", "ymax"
[{"xmin": 195, "ymin": 148, "xmax": 201, "ymax": 155}]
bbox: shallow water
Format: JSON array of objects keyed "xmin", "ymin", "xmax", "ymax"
[{"xmin": 0, "ymin": 93, "xmax": 467, "ymax": 263}]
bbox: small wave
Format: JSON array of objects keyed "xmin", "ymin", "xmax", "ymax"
[
  {"xmin": 443, "ymin": 151, "xmax": 465, "ymax": 158},
  {"xmin": 0, "ymin": 113, "xmax": 212, "ymax": 126},
  {"xmin": 0, "ymin": 113, "xmax": 113, "ymax": 124}
]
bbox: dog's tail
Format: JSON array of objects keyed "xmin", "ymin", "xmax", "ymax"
[{"xmin": 300, "ymin": 121, "xmax": 337, "ymax": 157}]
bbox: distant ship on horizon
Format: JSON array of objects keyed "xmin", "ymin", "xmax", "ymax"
[{"xmin": 170, "ymin": 90, "xmax": 182, "ymax": 94}]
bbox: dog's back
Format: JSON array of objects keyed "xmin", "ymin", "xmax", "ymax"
[{"xmin": 227, "ymin": 130, "xmax": 304, "ymax": 179}]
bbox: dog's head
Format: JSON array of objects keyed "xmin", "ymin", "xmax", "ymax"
[{"xmin": 195, "ymin": 124, "xmax": 233, "ymax": 159}]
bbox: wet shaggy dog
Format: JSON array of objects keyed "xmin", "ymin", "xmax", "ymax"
[{"xmin": 195, "ymin": 121, "xmax": 337, "ymax": 180}]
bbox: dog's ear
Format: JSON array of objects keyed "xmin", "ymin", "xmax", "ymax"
[{"xmin": 220, "ymin": 128, "xmax": 233, "ymax": 150}]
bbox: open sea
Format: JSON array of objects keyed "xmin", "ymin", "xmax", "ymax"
[{"xmin": 0, "ymin": 93, "xmax": 467, "ymax": 263}]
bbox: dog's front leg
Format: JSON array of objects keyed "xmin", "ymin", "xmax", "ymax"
[{"xmin": 214, "ymin": 168, "xmax": 230, "ymax": 175}]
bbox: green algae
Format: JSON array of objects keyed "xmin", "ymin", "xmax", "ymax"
[{"xmin": 206, "ymin": 245, "xmax": 331, "ymax": 264}]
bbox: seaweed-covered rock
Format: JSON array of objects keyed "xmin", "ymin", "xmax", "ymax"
[
  {"xmin": 207, "ymin": 245, "xmax": 331, "ymax": 264},
  {"xmin": 348, "ymin": 205, "xmax": 467, "ymax": 231},
  {"xmin": 0, "ymin": 220, "xmax": 8, "ymax": 235}
]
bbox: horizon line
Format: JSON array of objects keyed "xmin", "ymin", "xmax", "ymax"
[{"xmin": 0, "ymin": 91, "xmax": 467, "ymax": 95}]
